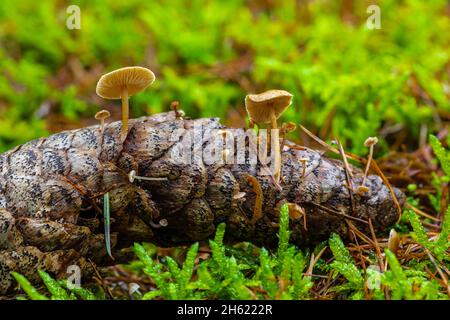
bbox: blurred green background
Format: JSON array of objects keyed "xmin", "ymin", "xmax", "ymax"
[{"xmin": 0, "ymin": 0, "xmax": 448, "ymax": 154}]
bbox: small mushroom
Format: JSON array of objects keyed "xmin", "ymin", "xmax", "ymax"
[
  {"xmin": 170, "ymin": 100, "xmax": 184, "ymax": 119},
  {"xmin": 245, "ymin": 90, "xmax": 293, "ymax": 129},
  {"xmin": 128, "ymin": 170, "xmax": 167, "ymax": 183},
  {"xmin": 96, "ymin": 66, "xmax": 155, "ymax": 140},
  {"xmin": 356, "ymin": 185, "xmax": 370, "ymax": 195},
  {"xmin": 233, "ymin": 192, "xmax": 246, "ymax": 201},
  {"xmin": 149, "ymin": 219, "xmax": 168, "ymax": 229},
  {"xmin": 287, "ymin": 202, "xmax": 307, "ymax": 231},
  {"xmin": 299, "ymin": 158, "xmax": 308, "ymax": 179},
  {"xmin": 280, "ymin": 121, "xmax": 297, "ymax": 151},
  {"xmin": 94, "ymin": 109, "xmax": 111, "ymax": 133},
  {"xmin": 159, "ymin": 219, "xmax": 168, "ymax": 227},
  {"xmin": 387, "ymin": 229, "xmax": 400, "ymax": 254},
  {"xmin": 358, "ymin": 137, "xmax": 379, "ymax": 193},
  {"xmin": 128, "ymin": 283, "xmax": 141, "ymax": 297},
  {"xmin": 287, "ymin": 203, "xmax": 305, "ymax": 220},
  {"xmin": 245, "ymin": 90, "xmax": 293, "ymax": 182}
]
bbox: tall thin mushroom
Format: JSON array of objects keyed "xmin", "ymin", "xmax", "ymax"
[
  {"xmin": 357, "ymin": 136, "xmax": 378, "ymax": 194},
  {"xmin": 245, "ymin": 90, "xmax": 293, "ymax": 182},
  {"xmin": 96, "ymin": 66, "xmax": 155, "ymax": 140}
]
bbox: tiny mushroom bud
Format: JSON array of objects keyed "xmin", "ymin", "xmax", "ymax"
[
  {"xmin": 356, "ymin": 185, "xmax": 370, "ymax": 195},
  {"xmin": 287, "ymin": 202, "xmax": 307, "ymax": 230},
  {"xmin": 159, "ymin": 219, "xmax": 168, "ymax": 227},
  {"xmin": 245, "ymin": 90, "xmax": 293, "ymax": 182},
  {"xmin": 233, "ymin": 192, "xmax": 246, "ymax": 201},
  {"xmin": 364, "ymin": 137, "xmax": 379, "ymax": 148},
  {"xmin": 94, "ymin": 109, "xmax": 111, "ymax": 133},
  {"xmin": 287, "ymin": 203, "xmax": 305, "ymax": 220},
  {"xmin": 170, "ymin": 100, "xmax": 183, "ymax": 119},
  {"xmin": 281, "ymin": 121, "xmax": 297, "ymax": 133},
  {"xmin": 128, "ymin": 170, "xmax": 137, "ymax": 183},
  {"xmin": 299, "ymin": 158, "xmax": 308, "ymax": 179},
  {"xmin": 96, "ymin": 66, "xmax": 155, "ymax": 140},
  {"xmin": 280, "ymin": 121, "xmax": 297, "ymax": 151},
  {"xmin": 388, "ymin": 229, "xmax": 400, "ymax": 254},
  {"xmin": 361, "ymin": 136, "xmax": 379, "ymax": 188},
  {"xmin": 128, "ymin": 283, "xmax": 141, "ymax": 296}
]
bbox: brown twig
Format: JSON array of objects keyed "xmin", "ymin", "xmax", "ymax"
[
  {"xmin": 246, "ymin": 175, "xmax": 263, "ymax": 224},
  {"xmin": 425, "ymin": 249, "xmax": 450, "ymax": 298},
  {"xmin": 311, "ymin": 202, "xmax": 368, "ymax": 224},
  {"xmin": 406, "ymin": 203, "xmax": 441, "ymax": 222},
  {"xmin": 335, "ymin": 138, "xmax": 356, "ymax": 214}
]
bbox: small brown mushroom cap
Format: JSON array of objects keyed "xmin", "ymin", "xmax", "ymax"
[
  {"xmin": 245, "ymin": 90, "xmax": 293, "ymax": 124},
  {"xmin": 96, "ymin": 66, "xmax": 155, "ymax": 99},
  {"xmin": 94, "ymin": 109, "xmax": 111, "ymax": 121},
  {"xmin": 281, "ymin": 121, "xmax": 297, "ymax": 133},
  {"xmin": 287, "ymin": 203, "xmax": 305, "ymax": 220}
]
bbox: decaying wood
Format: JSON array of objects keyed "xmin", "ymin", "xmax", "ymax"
[{"xmin": 0, "ymin": 112, "xmax": 405, "ymax": 293}]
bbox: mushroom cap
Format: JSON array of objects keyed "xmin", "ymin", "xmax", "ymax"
[
  {"xmin": 281, "ymin": 121, "xmax": 297, "ymax": 133},
  {"xmin": 388, "ymin": 228, "xmax": 400, "ymax": 253},
  {"xmin": 245, "ymin": 90, "xmax": 293, "ymax": 124},
  {"xmin": 364, "ymin": 136, "xmax": 379, "ymax": 147},
  {"xmin": 128, "ymin": 170, "xmax": 137, "ymax": 183},
  {"xmin": 96, "ymin": 66, "xmax": 155, "ymax": 99},
  {"xmin": 94, "ymin": 109, "xmax": 111, "ymax": 120}
]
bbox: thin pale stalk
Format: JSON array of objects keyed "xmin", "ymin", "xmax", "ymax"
[{"xmin": 121, "ymin": 88, "xmax": 129, "ymax": 139}]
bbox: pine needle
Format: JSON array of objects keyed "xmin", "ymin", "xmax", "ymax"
[{"xmin": 103, "ymin": 192, "xmax": 114, "ymax": 260}]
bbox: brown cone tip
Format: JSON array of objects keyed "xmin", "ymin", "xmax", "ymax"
[
  {"xmin": 245, "ymin": 89, "xmax": 293, "ymax": 124},
  {"xmin": 96, "ymin": 66, "xmax": 155, "ymax": 99}
]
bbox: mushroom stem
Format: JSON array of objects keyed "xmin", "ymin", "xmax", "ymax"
[
  {"xmin": 359, "ymin": 137, "xmax": 378, "ymax": 194},
  {"xmin": 121, "ymin": 87, "xmax": 129, "ymax": 139},
  {"xmin": 270, "ymin": 111, "xmax": 281, "ymax": 182},
  {"xmin": 270, "ymin": 110, "xmax": 278, "ymax": 129},
  {"xmin": 100, "ymin": 119, "xmax": 105, "ymax": 132},
  {"xmin": 280, "ymin": 122, "xmax": 296, "ymax": 154},
  {"xmin": 135, "ymin": 175, "xmax": 167, "ymax": 181},
  {"xmin": 299, "ymin": 158, "xmax": 308, "ymax": 179},
  {"xmin": 362, "ymin": 145, "xmax": 374, "ymax": 186},
  {"xmin": 272, "ymin": 128, "xmax": 281, "ymax": 182}
]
